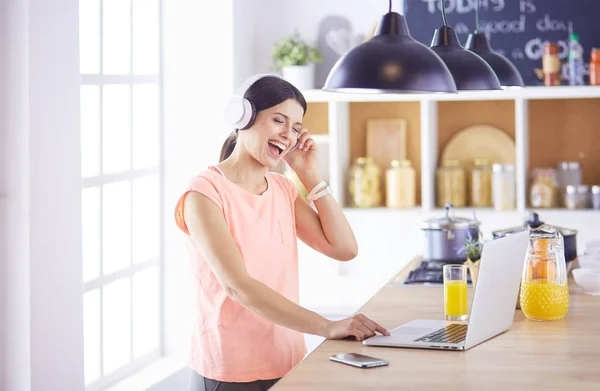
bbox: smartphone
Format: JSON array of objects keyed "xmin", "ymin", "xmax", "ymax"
[{"xmin": 329, "ymin": 353, "xmax": 389, "ymax": 368}]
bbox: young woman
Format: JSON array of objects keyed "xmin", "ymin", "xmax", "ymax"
[{"xmin": 175, "ymin": 75, "xmax": 390, "ymax": 391}]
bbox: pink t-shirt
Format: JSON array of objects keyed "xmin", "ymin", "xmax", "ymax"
[{"xmin": 174, "ymin": 166, "xmax": 307, "ymax": 382}]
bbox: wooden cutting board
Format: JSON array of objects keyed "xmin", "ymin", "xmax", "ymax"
[{"xmin": 366, "ymin": 118, "xmax": 407, "ymax": 171}]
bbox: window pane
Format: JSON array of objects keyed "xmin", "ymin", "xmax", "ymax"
[
  {"xmin": 133, "ymin": 266, "xmax": 159, "ymax": 358},
  {"xmin": 79, "ymin": 0, "xmax": 100, "ymax": 74},
  {"xmin": 82, "ymin": 187, "xmax": 101, "ymax": 282},
  {"xmin": 102, "ymin": 85, "xmax": 131, "ymax": 175},
  {"xmin": 102, "ymin": 181, "xmax": 131, "ymax": 275},
  {"xmin": 132, "ymin": 175, "xmax": 159, "ymax": 264},
  {"xmin": 81, "ymin": 86, "xmax": 101, "ymax": 178},
  {"xmin": 132, "ymin": 84, "xmax": 159, "ymax": 170},
  {"xmin": 103, "ymin": 277, "xmax": 132, "ymax": 374},
  {"xmin": 83, "ymin": 289, "xmax": 101, "ymax": 385},
  {"xmin": 103, "ymin": 0, "xmax": 131, "ymax": 74},
  {"xmin": 132, "ymin": 0, "xmax": 159, "ymax": 75}
]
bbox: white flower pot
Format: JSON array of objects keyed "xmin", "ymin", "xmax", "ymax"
[{"xmin": 282, "ymin": 64, "xmax": 315, "ymax": 90}]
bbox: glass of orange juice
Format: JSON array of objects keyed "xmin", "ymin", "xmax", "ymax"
[{"xmin": 443, "ymin": 264, "xmax": 468, "ymax": 321}]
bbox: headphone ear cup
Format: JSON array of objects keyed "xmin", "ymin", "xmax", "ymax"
[{"xmin": 239, "ymin": 99, "xmax": 256, "ymax": 130}]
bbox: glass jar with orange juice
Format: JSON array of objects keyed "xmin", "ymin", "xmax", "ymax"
[{"xmin": 520, "ymin": 224, "xmax": 569, "ymax": 321}]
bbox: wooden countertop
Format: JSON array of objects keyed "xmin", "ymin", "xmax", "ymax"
[{"xmin": 272, "ymin": 257, "xmax": 600, "ymax": 390}]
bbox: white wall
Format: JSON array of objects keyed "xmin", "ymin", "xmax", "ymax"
[
  {"xmin": 243, "ymin": 0, "xmax": 404, "ymax": 84},
  {"xmin": 0, "ymin": 0, "xmax": 84, "ymax": 390}
]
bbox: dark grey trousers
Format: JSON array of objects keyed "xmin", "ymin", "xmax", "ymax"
[{"xmin": 189, "ymin": 370, "xmax": 280, "ymax": 391}]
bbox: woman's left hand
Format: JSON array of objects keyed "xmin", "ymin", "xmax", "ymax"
[{"xmin": 284, "ymin": 128, "xmax": 318, "ymax": 174}]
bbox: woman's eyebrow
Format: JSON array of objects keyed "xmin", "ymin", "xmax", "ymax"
[{"xmin": 274, "ymin": 112, "xmax": 302, "ymax": 126}]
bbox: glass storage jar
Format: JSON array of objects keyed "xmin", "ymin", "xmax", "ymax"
[
  {"xmin": 593, "ymin": 186, "xmax": 600, "ymax": 210},
  {"xmin": 556, "ymin": 161, "xmax": 581, "ymax": 206},
  {"xmin": 565, "ymin": 185, "xmax": 591, "ymax": 209},
  {"xmin": 385, "ymin": 159, "xmax": 416, "ymax": 208},
  {"xmin": 348, "ymin": 157, "xmax": 382, "ymax": 208},
  {"xmin": 530, "ymin": 168, "xmax": 558, "ymax": 208},
  {"xmin": 470, "ymin": 159, "xmax": 493, "ymax": 207},
  {"xmin": 492, "ymin": 164, "xmax": 516, "ymax": 210},
  {"xmin": 436, "ymin": 160, "xmax": 466, "ymax": 208}
]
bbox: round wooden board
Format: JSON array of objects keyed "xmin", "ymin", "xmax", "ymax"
[{"xmin": 440, "ymin": 125, "xmax": 516, "ymax": 170}]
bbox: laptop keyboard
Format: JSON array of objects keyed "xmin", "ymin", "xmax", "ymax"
[{"xmin": 414, "ymin": 324, "xmax": 467, "ymax": 344}]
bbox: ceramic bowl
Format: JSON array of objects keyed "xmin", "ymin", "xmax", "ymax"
[
  {"xmin": 572, "ymin": 268, "xmax": 600, "ymax": 295},
  {"xmin": 578, "ymin": 254, "xmax": 600, "ymax": 269}
]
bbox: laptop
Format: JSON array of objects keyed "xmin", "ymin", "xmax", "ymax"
[{"xmin": 363, "ymin": 231, "xmax": 529, "ymax": 351}]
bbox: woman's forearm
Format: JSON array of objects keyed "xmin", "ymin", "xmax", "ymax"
[
  {"xmin": 232, "ymin": 276, "xmax": 331, "ymax": 337},
  {"xmin": 297, "ymin": 170, "xmax": 358, "ymax": 258}
]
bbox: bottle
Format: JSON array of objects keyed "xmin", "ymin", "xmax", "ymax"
[
  {"xmin": 470, "ymin": 159, "xmax": 492, "ymax": 207},
  {"xmin": 542, "ymin": 43, "xmax": 561, "ymax": 86},
  {"xmin": 436, "ymin": 160, "xmax": 466, "ymax": 208},
  {"xmin": 348, "ymin": 157, "xmax": 382, "ymax": 208},
  {"xmin": 520, "ymin": 225, "xmax": 569, "ymax": 321},
  {"xmin": 590, "ymin": 48, "xmax": 600, "ymax": 86},
  {"xmin": 568, "ymin": 34, "xmax": 584, "ymax": 86},
  {"xmin": 385, "ymin": 160, "xmax": 416, "ymax": 208}
]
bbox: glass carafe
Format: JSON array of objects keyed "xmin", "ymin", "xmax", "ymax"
[{"xmin": 520, "ymin": 224, "xmax": 569, "ymax": 321}]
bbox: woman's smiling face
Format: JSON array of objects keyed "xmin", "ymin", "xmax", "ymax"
[{"xmin": 239, "ymin": 98, "xmax": 304, "ymax": 168}]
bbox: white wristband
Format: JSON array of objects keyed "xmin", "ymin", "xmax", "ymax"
[
  {"xmin": 307, "ymin": 181, "xmax": 327, "ymax": 200},
  {"xmin": 307, "ymin": 186, "xmax": 332, "ymax": 203}
]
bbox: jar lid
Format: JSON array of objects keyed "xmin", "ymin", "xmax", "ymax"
[
  {"xmin": 442, "ymin": 160, "xmax": 460, "ymax": 167},
  {"xmin": 391, "ymin": 159, "xmax": 412, "ymax": 168},
  {"xmin": 493, "ymin": 163, "xmax": 515, "ymax": 172},
  {"xmin": 356, "ymin": 157, "xmax": 367, "ymax": 164},
  {"xmin": 473, "ymin": 158, "xmax": 490, "ymax": 166},
  {"xmin": 421, "ymin": 204, "xmax": 481, "ymax": 230},
  {"xmin": 566, "ymin": 185, "xmax": 590, "ymax": 194},
  {"xmin": 557, "ymin": 161, "xmax": 580, "ymax": 171},
  {"xmin": 593, "ymin": 186, "xmax": 600, "ymax": 194}
]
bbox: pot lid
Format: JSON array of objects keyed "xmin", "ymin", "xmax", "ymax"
[
  {"xmin": 492, "ymin": 211, "xmax": 578, "ymax": 237},
  {"xmin": 421, "ymin": 204, "xmax": 481, "ymax": 230}
]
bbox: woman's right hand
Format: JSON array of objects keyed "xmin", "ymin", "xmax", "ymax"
[{"xmin": 324, "ymin": 313, "xmax": 391, "ymax": 341}]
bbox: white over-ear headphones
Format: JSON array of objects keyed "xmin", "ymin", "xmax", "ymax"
[
  {"xmin": 223, "ymin": 73, "xmax": 282, "ymax": 130},
  {"xmin": 223, "ymin": 73, "xmax": 300, "ymax": 152}
]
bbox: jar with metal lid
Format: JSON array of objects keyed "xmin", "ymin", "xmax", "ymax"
[
  {"xmin": 386, "ymin": 159, "xmax": 416, "ymax": 208},
  {"xmin": 565, "ymin": 185, "xmax": 591, "ymax": 209},
  {"xmin": 530, "ymin": 168, "xmax": 558, "ymax": 208},
  {"xmin": 470, "ymin": 159, "xmax": 492, "ymax": 207},
  {"xmin": 592, "ymin": 186, "xmax": 600, "ymax": 210},
  {"xmin": 436, "ymin": 160, "xmax": 466, "ymax": 208},
  {"xmin": 348, "ymin": 157, "xmax": 382, "ymax": 208},
  {"xmin": 492, "ymin": 164, "xmax": 516, "ymax": 210},
  {"xmin": 556, "ymin": 161, "xmax": 581, "ymax": 206}
]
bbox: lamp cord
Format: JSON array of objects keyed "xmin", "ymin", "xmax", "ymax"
[
  {"xmin": 475, "ymin": 0, "xmax": 480, "ymax": 33},
  {"xmin": 440, "ymin": 0, "xmax": 448, "ymax": 26},
  {"xmin": 389, "ymin": 0, "xmax": 392, "ymax": 13}
]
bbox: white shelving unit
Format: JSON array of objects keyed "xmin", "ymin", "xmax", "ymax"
[{"xmin": 302, "ymin": 86, "xmax": 600, "ymax": 215}]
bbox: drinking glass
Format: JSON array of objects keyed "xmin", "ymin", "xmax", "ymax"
[{"xmin": 443, "ymin": 264, "xmax": 468, "ymax": 321}]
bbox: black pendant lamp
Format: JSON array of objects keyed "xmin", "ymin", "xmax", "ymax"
[
  {"xmin": 464, "ymin": 0, "xmax": 524, "ymax": 88},
  {"xmin": 323, "ymin": 0, "xmax": 457, "ymax": 93},
  {"xmin": 430, "ymin": 0, "xmax": 501, "ymax": 90}
]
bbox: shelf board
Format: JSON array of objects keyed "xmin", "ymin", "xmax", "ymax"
[{"xmin": 301, "ymin": 86, "xmax": 600, "ymax": 103}]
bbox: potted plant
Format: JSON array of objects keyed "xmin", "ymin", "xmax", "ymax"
[
  {"xmin": 456, "ymin": 228, "xmax": 484, "ymax": 288},
  {"xmin": 272, "ymin": 31, "xmax": 323, "ymax": 90}
]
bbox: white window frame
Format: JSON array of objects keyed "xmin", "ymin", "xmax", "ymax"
[{"xmin": 80, "ymin": 1, "xmax": 164, "ymax": 390}]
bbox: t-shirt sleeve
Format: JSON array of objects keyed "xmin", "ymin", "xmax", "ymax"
[{"xmin": 174, "ymin": 175, "xmax": 223, "ymax": 235}]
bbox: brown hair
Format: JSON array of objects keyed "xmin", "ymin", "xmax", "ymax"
[{"xmin": 219, "ymin": 76, "xmax": 307, "ymax": 162}]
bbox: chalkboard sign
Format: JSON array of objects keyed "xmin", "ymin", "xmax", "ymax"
[{"xmin": 404, "ymin": 0, "xmax": 600, "ymax": 85}]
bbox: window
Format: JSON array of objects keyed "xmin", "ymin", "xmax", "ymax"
[{"xmin": 79, "ymin": 0, "xmax": 162, "ymax": 389}]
